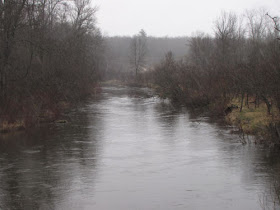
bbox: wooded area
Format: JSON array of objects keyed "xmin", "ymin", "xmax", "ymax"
[
  {"xmin": 0, "ymin": 0, "xmax": 104, "ymax": 128},
  {"xmin": 103, "ymin": 35, "xmax": 189, "ymax": 81},
  {"xmin": 152, "ymin": 10, "xmax": 280, "ymax": 140},
  {"xmin": 154, "ymin": 10, "xmax": 280, "ymax": 112},
  {"xmin": 0, "ymin": 2, "xmax": 279, "ymax": 141}
]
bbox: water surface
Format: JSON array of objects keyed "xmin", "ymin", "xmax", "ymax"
[{"xmin": 0, "ymin": 87, "xmax": 280, "ymax": 210}]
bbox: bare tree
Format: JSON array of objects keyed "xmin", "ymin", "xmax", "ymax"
[
  {"xmin": 0, "ymin": 0, "xmax": 105, "ymax": 126},
  {"xmin": 130, "ymin": 29, "xmax": 148, "ymax": 76},
  {"xmin": 266, "ymin": 13, "xmax": 280, "ymax": 40},
  {"xmin": 0, "ymin": 0, "xmax": 28, "ymax": 100}
]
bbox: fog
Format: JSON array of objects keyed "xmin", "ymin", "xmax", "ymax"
[{"xmin": 94, "ymin": 0, "xmax": 280, "ymax": 36}]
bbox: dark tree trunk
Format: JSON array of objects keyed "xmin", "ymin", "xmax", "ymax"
[
  {"xmin": 240, "ymin": 92, "xmax": 244, "ymax": 112},
  {"xmin": 261, "ymin": 95, "xmax": 272, "ymax": 114}
]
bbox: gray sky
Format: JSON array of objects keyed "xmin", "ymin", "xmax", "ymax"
[{"xmin": 93, "ymin": 0, "xmax": 280, "ymax": 37}]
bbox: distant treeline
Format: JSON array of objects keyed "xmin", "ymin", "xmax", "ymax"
[
  {"xmin": 0, "ymin": 0, "xmax": 105, "ymax": 126},
  {"xmin": 153, "ymin": 10, "xmax": 280, "ymax": 115},
  {"xmin": 104, "ymin": 36, "xmax": 189, "ymax": 80}
]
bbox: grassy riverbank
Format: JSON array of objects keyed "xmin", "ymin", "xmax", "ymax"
[{"xmin": 225, "ymin": 99, "xmax": 280, "ymax": 143}]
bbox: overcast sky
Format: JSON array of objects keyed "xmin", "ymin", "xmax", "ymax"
[{"xmin": 92, "ymin": 0, "xmax": 280, "ymax": 37}]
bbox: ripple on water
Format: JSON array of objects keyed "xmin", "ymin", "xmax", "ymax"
[{"xmin": 0, "ymin": 87, "xmax": 279, "ymax": 210}]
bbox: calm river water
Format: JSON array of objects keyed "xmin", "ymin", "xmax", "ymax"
[{"xmin": 0, "ymin": 87, "xmax": 280, "ymax": 210}]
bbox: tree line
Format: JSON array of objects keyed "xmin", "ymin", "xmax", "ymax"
[
  {"xmin": 153, "ymin": 9, "xmax": 280, "ymax": 116},
  {"xmin": 104, "ymin": 35, "xmax": 189, "ymax": 81},
  {"xmin": 0, "ymin": 0, "xmax": 104, "ymax": 126}
]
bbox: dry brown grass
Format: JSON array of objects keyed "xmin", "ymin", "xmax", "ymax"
[
  {"xmin": 226, "ymin": 98, "xmax": 280, "ymax": 137},
  {"xmin": 0, "ymin": 120, "xmax": 25, "ymax": 133}
]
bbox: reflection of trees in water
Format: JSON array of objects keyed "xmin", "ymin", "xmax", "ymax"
[
  {"xmin": 103, "ymin": 86, "xmax": 154, "ymax": 99},
  {"xmin": 153, "ymin": 102, "xmax": 187, "ymax": 146},
  {"xmin": 154, "ymin": 102, "xmax": 182, "ymax": 127},
  {"xmin": 1, "ymin": 87, "xmax": 280, "ymax": 209},
  {"xmin": 259, "ymin": 179, "xmax": 280, "ymax": 210},
  {"xmin": 154, "ymin": 98, "xmax": 280, "ymax": 210},
  {"xmin": 199, "ymin": 114, "xmax": 280, "ymax": 210},
  {"xmin": 256, "ymin": 149, "xmax": 280, "ymax": 210},
  {"xmin": 0, "ymin": 101, "xmax": 103, "ymax": 209}
]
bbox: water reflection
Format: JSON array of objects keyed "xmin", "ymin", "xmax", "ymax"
[
  {"xmin": 0, "ymin": 98, "xmax": 103, "ymax": 209},
  {"xmin": 0, "ymin": 87, "xmax": 280, "ymax": 210}
]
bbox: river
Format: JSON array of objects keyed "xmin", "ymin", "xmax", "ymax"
[{"xmin": 0, "ymin": 86, "xmax": 280, "ymax": 210}]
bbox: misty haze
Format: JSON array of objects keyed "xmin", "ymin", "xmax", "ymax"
[{"xmin": 0, "ymin": 0, "xmax": 280, "ymax": 210}]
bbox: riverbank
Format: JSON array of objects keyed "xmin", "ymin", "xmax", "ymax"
[
  {"xmin": 0, "ymin": 100, "xmax": 70, "ymax": 134},
  {"xmin": 225, "ymin": 99, "xmax": 280, "ymax": 144},
  {"xmin": 101, "ymin": 79, "xmax": 154, "ymax": 88},
  {"xmin": 101, "ymin": 80, "xmax": 280, "ymax": 144},
  {"xmin": 148, "ymin": 83, "xmax": 280, "ymax": 144},
  {"xmin": 0, "ymin": 85, "xmax": 102, "ymax": 134}
]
